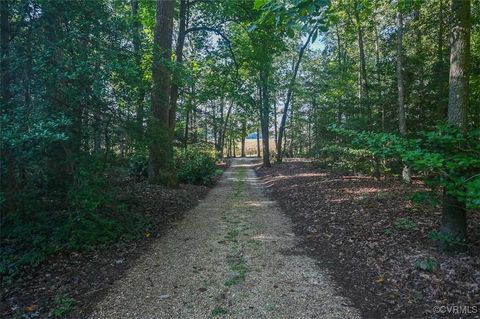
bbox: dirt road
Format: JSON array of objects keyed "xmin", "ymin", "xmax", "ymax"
[{"xmin": 90, "ymin": 158, "xmax": 360, "ymax": 319}]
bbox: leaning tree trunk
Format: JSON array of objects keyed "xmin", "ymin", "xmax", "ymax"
[
  {"xmin": 440, "ymin": 0, "xmax": 470, "ymax": 246},
  {"xmin": 148, "ymin": 0, "xmax": 176, "ymax": 186},
  {"xmin": 276, "ymin": 29, "xmax": 314, "ymax": 163},
  {"xmin": 396, "ymin": 10, "xmax": 411, "ymax": 183}
]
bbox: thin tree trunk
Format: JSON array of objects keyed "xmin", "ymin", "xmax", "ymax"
[
  {"xmin": 396, "ymin": 10, "xmax": 411, "ymax": 183},
  {"xmin": 241, "ymin": 119, "xmax": 246, "ymax": 157},
  {"xmin": 436, "ymin": 0, "xmax": 448, "ymax": 119},
  {"xmin": 131, "ymin": 0, "xmax": 145, "ymax": 136},
  {"xmin": 220, "ymin": 101, "xmax": 234, "ymax": 158},
  {"xmin": 148, "ymin": 0, "xmax": 176, "ymax": 186},
  {"xmin": 352, "ymin": 0, "xmax": 370, "ymax": 122},
  {"xmin": 440, "ymin": 0, "xmax": 470, "ymax": 246},
  {"xmin": 169, "ymin": 0, "xmax": 187, "ymax": 131},
  {"xmin": 184, "ymin": 108, "xmax": 190, "ymax": 148},
  {"xmin": 373, "ymin": 6, "xmax": 384, "ymax": 131},
  {"xmin": 273, "ymin": 99, "xmax": 278, "ymax": 150}
]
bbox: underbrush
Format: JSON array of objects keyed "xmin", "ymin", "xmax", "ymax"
[
  {"xmin": 1, "ymin": 145, "xmax": 222, "ymax": 283},
  {"xmin": 175, "ymin": 145, "xmax": 222, "ymax": 185},
  {"xmin": 1, "ymin": 210, "xmax": 146, "ymax": 282},
  {"xmin": 0, "ymin": 155, "xmax": 146, "ymax": 283}
]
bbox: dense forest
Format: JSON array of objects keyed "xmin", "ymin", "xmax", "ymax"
[{"xmin": 1, "ymin": 0, "xmax": 479, "ymax": 317}]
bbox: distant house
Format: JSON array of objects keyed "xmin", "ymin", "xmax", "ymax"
[{"xmin": 246, "ymin": 132, "xmax": 258, "ymax": 139}]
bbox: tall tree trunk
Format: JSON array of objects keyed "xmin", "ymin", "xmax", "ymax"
[
  {"xmin": 436, "ymin": 0, "xmax": 448, "ymax": 119},
  {"xmin": 260, "ymin": 70, "xmax": 271, "ymax": 167},
  {"xmin": 373, "ymin": 8, "xmax": 384, "ymax": 131},
  {"xmin": 276, "ymin": 29, "xmax": 314, "ymax": 163},
  {"xmin": 184, "ymin": 108, "xmax": 190, "ymax": 148},
  {"xmin": 169, "ymin": 0, "xmax": 187, "ymax": 131},
  {"xmin": 148, "ymin": 0, "xmax": 176, "ymax": 186},
  {"xmin": 241, "ymin": 119, "xmax": 246, "ymax": 157},
  {"xmin": 131, "ymin": 0, "xmax": 145, "ymax": 137},
  {"xmin": 256, "ymin": 126, "xmax": 260, "ymax": 157},
  {"xmin": 440, "ymin": 0, "xmax": 470, "ymax": 246},
  {"xmin": 353, "ymin": 0, "xmax": 370, "ymax": 122},
  {"xmin": 396, "ymin": 10, "xmax": 411, "ymax": 183},
  {"xmin": 220, "ymin": 101, "xmax": 233, "ymax": 158},
  {"xmin": 273, "ymin": 99, "xmax": 278, "ymax": 150}
]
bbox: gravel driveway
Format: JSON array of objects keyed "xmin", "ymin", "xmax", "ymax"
[{"xmin": 90, "ymin": 158, "xmax": 360, "ymax": 319}]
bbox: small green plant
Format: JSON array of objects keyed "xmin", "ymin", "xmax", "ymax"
[
  {"xmin": 394, "ymin": 217, "xmax": 418, "ymax": 231},
  {"xmin": 375, "ymin": 190, "xmax": 388, "ymax": 199},
  {"xmin": 429, "ymin": 230, "xmax": 463, "ymax": 249},
  {"xmin": 409, "ymin": 191, "xmax": 440, "ymax": 208},
  {"xmin": 211, "ymin": 306, "xmax": 227, "ymax": 316},
  {"xmin": 225, "ymin": 229, "xmax": 239, "ymax": 242},
  {"xmin": 383, "ymin": 227, "xmax": 393, "ymax": 237},
  {"xmin": 234, "ymin": 167, "xmax": 247, "ymax": 194},
  {"xmin": 224, "ymin": 256, "xmax": 248, "ymax": 287},
  {"xmin": 414, "ymin": 258, "xmax": 440, "ymax": 273},
  {"xmin": 51, "ymin": 295, "xmax": 75, "ymax": 317}
]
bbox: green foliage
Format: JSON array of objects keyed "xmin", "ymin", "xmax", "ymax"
[
  {"xmin": 429, "ymin": 230, "xmax": 463, "ymax": 249},
  {"xmin": 175, "ymin": 146, "xmax": 220, "ymax": 185},
  {"xmin": 409, "ymin": 191, "xmax": 440, "ymax": 208},
  {"xmin": 403, "ymin": 126, "xmax": 480, "ymax": 208},
  {"xmin": 414, "ymin": 258, "xmax": 440, "ymax": 273},
  {"xmin": 128, "ymin": 150, "xmax": 149, "ymax": 181},
  {"xmin": 68, "ymin": 155, "xmax": 110, "ymax": 212},
  {"xmin": 211, "ymin": 306, "xmax": 228, "ymax": 316},
  {"xmin": 224, "ymin": 256, "xmax": 248, "ymax": 287},
  {"xmin": 51, "ymin": 295, "xmax": 75, "ymax": 317},
  {"xmin": 0, "ymin": 208, "xmax": 146, "ymax": 282},
  {"xmin": 393, "ymin": 217, "xmax": 418, "ymax": 231},
  {"xmin": 328, "ymin": 125, "xmax": 480, "ymax": 209}
]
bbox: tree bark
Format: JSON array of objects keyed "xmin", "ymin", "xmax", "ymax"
[
  {"xmin": 440, "ymin": 0, "xmax": 470, "ymax": 246},
  {"xmin": 148, "ymin": 0, "xmax": 176, "ymax": 186},
  {"xmin": 260, "ymin": 70, "xmax": 271, "ymax": 167},
  {"xmin": 256, "ymin": 126, "xmax": 260, "ymax": 157},
  {"xmin": 219, "ymin": 101, "xmax": 234, "ymax": 158},
  {"xmin": 241, "ymin": 119, "xmax": 246, "ymax": 157}
]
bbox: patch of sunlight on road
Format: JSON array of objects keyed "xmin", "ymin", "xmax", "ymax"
[{"xmin": 244, "ymin": 200, "xmax": 275, "ymax": 207}]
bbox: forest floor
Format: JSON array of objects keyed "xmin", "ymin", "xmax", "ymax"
[
  {"xmin": 257, "ymin": 160, "xmax": 480, "ymax": 319},
  {"xmin": 89, "ymin": 158, "xmax": 359, "ymax": 318}
]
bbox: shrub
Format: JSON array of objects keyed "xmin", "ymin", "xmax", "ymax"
[
  {"xmin": 414, "ymin": 258, "xmax": 440, "ymax": 273},
  {"xmin": 175, "ymin": 146, "xmax": 220, "ymax": 185}
]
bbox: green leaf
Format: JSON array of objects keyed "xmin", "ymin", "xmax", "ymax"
[{"xmin": 254, "ymin": 0, "xmax": 268, "ymax": 10}]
